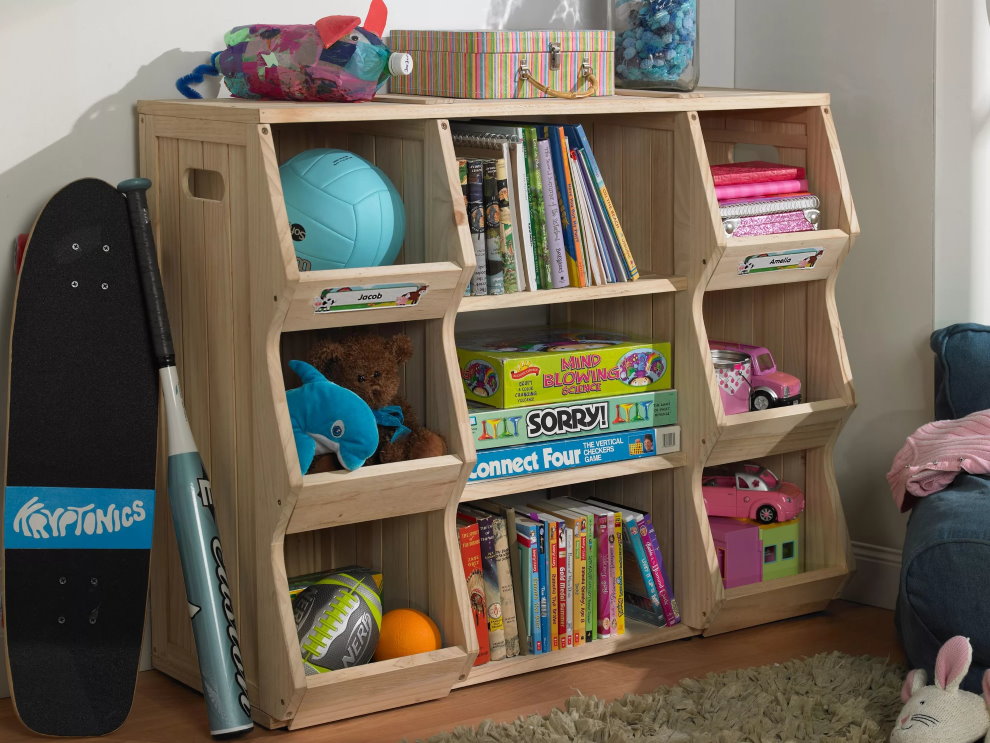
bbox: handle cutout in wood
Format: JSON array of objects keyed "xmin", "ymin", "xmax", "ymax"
[{"xmin": 185, "ymin": 168, "xmax": 226, "ymax": 202}]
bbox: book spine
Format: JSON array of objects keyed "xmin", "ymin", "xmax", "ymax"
[
  {"xmin": 522, "ymin": 127, "xmax": 552, "ymax": 289},
  {"xmin": 562, "ymin": 527, "xmax": 572, "ymax": 648},
  {"xmin": 457, "ymin": 522, "xmax": 490, "ymax": 665},
  {"xmin": 508, "ymin": 141, "xmax": 536, "ymax": 292},
  {"xmin": 494, "ymin": 159, "xmax": 519, "ymax": 293},
  {"xmin": 573, "ymin": 149, "xmax": 619, "ymax": 284},
  {"xmin": 517, "ymin": 535, "xmax": 533, "ymax": 652},
  {"xmin": 570, "ymin": 124, "xmax": 639, "ymax": 281},
  {"xmin": 573, "ymin": 522, "xmax": 586, "ymax": 647},
  {"xmin": 547, "ymin": 520, "xmax": 559, "ymax": 650},
  {"xmin": 482, "ymin": 160, "xmax": 505, "ymax": 295},
  {"xmin": 555, "ymin": 126, "xmax": 588, "ymax": 286},
  {"xmin": 569, "ymin": 153, "xmax": 606, "ymax": 285},
  {"xmin": 516, "ymin": 523, "xmax": 543, "ymax": 653},
  {"xmin": 466, "ymin": 160, "xmax": 487, "ymax": 296},
  {"xmin": 477, "ymin": 516, "xmax": 506, "ymax": 660},
  {"xmin": 612, "ymin": 512, "xmax": 624, "ymax": 635},
  {"xmin": 536, "ymin": 138, "xmax": 570, "ymax": 289},
  {"xmin": 502, "ymin": 507, "xmax": 529, "ymax": 656},
  {"xmin": 623, "ymin": 516, "xmax": 662, "ymax": 615},
  {"xmin": 490, "ymin": 515, "xmax": 520, "ymax": 657},
  {"xmin": 714, "ymin": 178, "xmax": 809, "ymax": 200},
  {"xmin": 585, "ymin": 515, "xmax": 595, "ymax": 643},
  {"xmin": 594, "ymin": 514, "xmax": 610, "ymax": 638},
  {"xmin": 459, "ymin": 159, "xmax": 470, "ymax": 296},
  {"xmin": 643, "ymin": 514, "xmax": 681, "ymax": 625},
  {"xmin": 534, "ymin": 520, "xmax": 549, "ymax": 652}
]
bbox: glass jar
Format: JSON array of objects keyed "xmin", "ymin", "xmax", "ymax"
[{"xmin": 608, "ymin": 0, "xmax": 699, "ymax": 92}]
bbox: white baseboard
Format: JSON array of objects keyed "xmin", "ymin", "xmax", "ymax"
[{"xmin": 841, "ymin": 541, "xmax": 902, "ymax": 610}]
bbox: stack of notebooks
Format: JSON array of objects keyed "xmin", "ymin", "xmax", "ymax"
[
  {"xmin": 452, "ymin": 121, "xmax": 640, "ymax": 296},
  {"xmin": 712, "ymin": 161, "xmax": 821, "ymax": 238},
  {"xmin": 456, "ymin": 496, "xmax": 680, "ymax": 665}
]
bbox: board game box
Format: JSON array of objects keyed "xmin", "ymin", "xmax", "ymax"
[
  {"xmin": 468, "ymin": 426, "xmax": 680, "ymax": 482},
  {"xmin": 468, "ymin": 390, "xmax": 677, "ymax": 450},
  {"xmin": 457, "ymin": 328, "xmax": 672, "ymax": 409}
]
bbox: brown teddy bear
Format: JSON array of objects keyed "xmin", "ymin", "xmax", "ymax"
[{"xmin": 308, "ymin": 331, "xmax": 447, "ymax": 466}]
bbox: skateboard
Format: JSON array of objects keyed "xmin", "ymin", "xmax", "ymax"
[{"xmin": 3, "ymin": 178, "xmax": 159, "ymax": 736}]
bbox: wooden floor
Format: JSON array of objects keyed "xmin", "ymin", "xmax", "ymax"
[{"xmin": 0, "ymin": 601, "xmax": 902, "ymax": 742}]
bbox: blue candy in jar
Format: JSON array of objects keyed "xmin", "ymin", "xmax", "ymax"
[{"xmin": 609, "ymin": 0, "xmax": 699, "ymax": 91}]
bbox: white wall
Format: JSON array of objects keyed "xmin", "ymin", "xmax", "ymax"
[
  {"xmin": 0, "ymin": 0, "xmax": 733, "ymax": 704},
  {"xmin": 935, "ymin": 0, "xmax": 990, "ymax": 327},
  {"xmin": 734, "ymin": 1, "xmax": 937, "ymax": 604}
]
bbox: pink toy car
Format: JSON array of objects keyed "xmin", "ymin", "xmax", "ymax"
[
  {"xmin": 709, "ymin": 340, "xmax": 801, "ymax": 412},
  {"xmin": 702, "ymin": 463, "xmax": 805, "ymax": 524}
]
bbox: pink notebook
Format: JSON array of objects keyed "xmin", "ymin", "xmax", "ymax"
[
  {"xmin": 714, "ymin": 179, "xmax": 809, "ymax": 200},
  {"xmin": 711, "ymin": 161, "xmax": 806, "ymax": 186}
]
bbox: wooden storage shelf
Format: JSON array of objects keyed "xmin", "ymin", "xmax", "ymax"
[
  {"xmin": 462, "ymin": 452, "xmax": 686, "ymax": 501},
  {"xmin": 706, "ymin": 399, "xmax": 849, "ymax": 466},
  {"xmin": 287, "ymin": 455, "xmax": 465, "ymax": 533},
  {"xmin": 138, "ymin": 88, "xmax": 857, "ymax": 730},
  {"xmin": 704, "ymin": 566, "xmax": 848, "ymax": 637},
  {"xmin": 458, "ymin": 275, "xmax": 687, "ymax": 312},
  {"xmin": 454, "ymin": 619, "xmax": 695, "ymax": 688},
  {"xmin": 284, "ymin": 261, "xmax": 464, "ymax": 331},
  {"xmin": 707, "ymin": 230, "xmax": 850, "ymax": 292}
]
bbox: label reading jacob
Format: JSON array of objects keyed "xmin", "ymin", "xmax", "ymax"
[
  {"xmin": 313, "ymin": 284, "xmax": 428, "ymax": 313},
  {"xmin": 4, "ymin": 486, "xmax": 155, "ymax": 548},
  {"xmin": 738, "ymin": 248, "xmax": 824, "ymax": 275}
]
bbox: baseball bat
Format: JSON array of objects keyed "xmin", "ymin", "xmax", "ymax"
[{"xmin": 117, "ymin": 178, "xmax": 254, "ymax": 738}]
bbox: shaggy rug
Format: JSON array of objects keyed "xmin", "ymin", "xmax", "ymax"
[{"xmin": 424, "ymin": 652, "xmax": 906, "ymax": 742}]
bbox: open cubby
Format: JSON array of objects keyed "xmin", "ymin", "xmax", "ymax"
[{"xmin": 138, "ymin": 90, "xmax": 856, "ymax": 729}]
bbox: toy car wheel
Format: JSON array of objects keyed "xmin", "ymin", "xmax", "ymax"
[
  {"xmin": 755, "ymin": 504, "xmax": 778, "ymax": 524},
  {"xmin": 751, "ymin": 391, "xmax": 773, "ymax": 411}
]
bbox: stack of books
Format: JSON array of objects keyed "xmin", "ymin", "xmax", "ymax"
[
  {"xmin": 711, "ymin": 161, "xmax": 821, "ymax": 238},
  {"xmin": 456, "ymin": 496, "xmax": 681, "ymax": 664},
  {"xmin": 453, "ymin": 121, "xmax": 640, "ymax": 296}
]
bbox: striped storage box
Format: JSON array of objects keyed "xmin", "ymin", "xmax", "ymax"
[{"xmin": 388, "ymin": 30, "xmax": 614, "ymax": 99}]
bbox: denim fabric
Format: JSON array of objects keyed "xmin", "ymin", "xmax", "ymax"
[
  {"xmin": 896, "ymin": 473, "xmax": 990, "ymax": 693},
  {"xmin": 931, "ymin": 323, "xmax": 990, "ymax": 420}
]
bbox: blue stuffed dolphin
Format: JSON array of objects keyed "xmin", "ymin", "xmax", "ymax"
[{"xmin": 286, "ymin": 360, "xmax": 379, "ymax": 473}]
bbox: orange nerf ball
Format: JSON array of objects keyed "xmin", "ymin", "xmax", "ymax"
[{"xmin": 373, "ymin": 608, "xmax": 442, "ymax": 661}]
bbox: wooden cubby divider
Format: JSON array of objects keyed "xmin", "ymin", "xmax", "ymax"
[{"xmin": 138, "ymin": 90, "xmax": 857, "ymax": 729}]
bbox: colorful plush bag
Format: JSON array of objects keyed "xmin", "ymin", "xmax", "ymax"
[{"xmin": 177, "ymin": 0, "xmax": 412, "ymax": 103}]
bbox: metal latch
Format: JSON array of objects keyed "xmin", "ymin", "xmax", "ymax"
[{"xmin": 549, "ymin": 41, "xmax": 561, "ymax": 70}]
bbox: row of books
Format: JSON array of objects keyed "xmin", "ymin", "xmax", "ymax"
[
  {"xmin": 711, "ymin": 161, "xmax": 821, "ymax": 238},
  {"xmin": 456, "ymin": 495, "xmax": 680, "ymax": 665},
  {"xmin": 453, "ymin": 120, "xmax": 640, "ymax": 297}
]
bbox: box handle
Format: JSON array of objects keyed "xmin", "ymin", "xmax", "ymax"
[{"xmin": 518, "ymin": 58, "xmax": 597, "ymax": 99}]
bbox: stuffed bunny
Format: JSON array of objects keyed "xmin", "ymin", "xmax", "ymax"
[{"xmin": 890, "ymin": 636, "xmax": 990, "ymax": 742}]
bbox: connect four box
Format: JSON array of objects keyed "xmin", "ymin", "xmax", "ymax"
[
  {"xmin": 457, "ymin": 328, "xmax": 672, "ymax": 409},
  {"xmin": 468, "ymin": 426, "xmax": 681, "ymax": 482}
]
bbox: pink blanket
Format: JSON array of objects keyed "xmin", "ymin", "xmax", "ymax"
[{"xmin": 887, "ymin": 409, "xmax": 990, "ymax": 511}]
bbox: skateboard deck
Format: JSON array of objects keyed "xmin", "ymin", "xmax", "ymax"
[{"xmin": 3, "ymin": 178, "xmax": 158, "ymax": 736}]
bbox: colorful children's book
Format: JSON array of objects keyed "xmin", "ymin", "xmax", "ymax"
[
  {"xmin": 466, "ymin": 160, "xmax": 487, "ymax": 296},
  {"xmin": 494, "ymin": 158, "xmax": 520, "ymax": 293},
  {"xmin": 536, "ymin": 138, "xmax": 569, "ymax": 288},
  {"xmin": 711, "ymin": 161, "xmax": 806, "ymax": 187},
  {"xmin": 572, "ymin": 149, "xmax": 621, "ymax": 283},
  {"xmin": 456, "ymin": 517, "xmax": 490, "ymax": 665},
  {"xmin": 465, "ymin": 508, "xmax": 506, "ymax": 660},
  {"xmin": 482, "ymin": 160, "xmax": 506, "ymax": 295},
  {"xmin": 524, "ymin": 507, "xmax": 567, "ymax": 651},
  {"xmin": 564, "ymin": 124, "xmax": 639, "ymax": 281},
  {"xmin": 472, "ymin": 500, "xmax": 525, "ymax": 657},
  {"xmin": 543, "ymin": 504, "xmax": 588, "ymax": 647},
  {"xmin": 538, "ymin": 126, "xmax": 585, "ymax": 287},
  {"xmin": 514, "ymin": 517, "xmax": 543, "ymax": 653},
  {"xmin": 516, "ymin": 515, "xmax": 549, "ymax": 653},
  {"xmin": 521, "ymin": 126, "xmax": 552, "ymax": 289}
]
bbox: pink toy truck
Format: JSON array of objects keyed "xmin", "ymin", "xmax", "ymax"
[
  {"xmin": 709, "ymin": 340, "xmax": 801, "ymax": 413},
  {"xmin": 702, "ymin": 463, "xmax": 805, "ymax": 524}
]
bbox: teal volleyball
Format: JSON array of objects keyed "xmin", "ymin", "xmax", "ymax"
[{"xmin": 280, "ymin": 148, "xmax": 405, "ymax": 271}]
